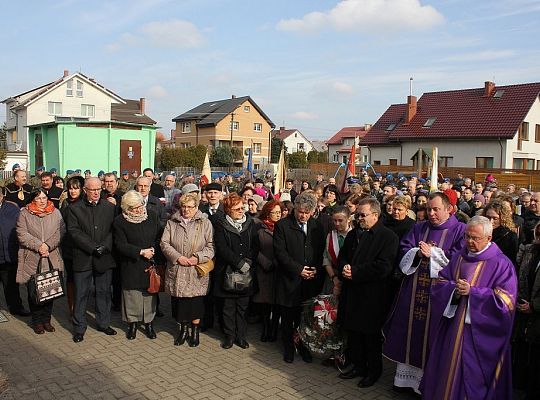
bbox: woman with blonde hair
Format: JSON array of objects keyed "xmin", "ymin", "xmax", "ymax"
[
  {"xmin": 482, "ymin": 200, "xmax": 518, "ymax": 266},
  {"xmin": 161, "ymin": 192, "xmax": 214, "ymax": 347}
]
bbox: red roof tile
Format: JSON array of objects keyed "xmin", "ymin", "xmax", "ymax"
[
  {"xmin": 362, "ymin": 82, "xmax": 540, "ymax": 145},
  {"xmin": 326, "ymin": 126, "xmax": 369, "ymax": 145},
  {"xmin": 272, "ymin": 128, "xmax": 298, "ymax": 140}
]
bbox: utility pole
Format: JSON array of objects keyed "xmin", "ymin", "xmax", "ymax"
[{"xmin": 229, "ymin": 112, "xmax": 235, "ymax": 167}]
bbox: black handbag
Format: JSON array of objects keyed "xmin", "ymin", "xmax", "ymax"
[
  {"xmin": 223, "ymin": 265, "xmax": 252, "ymax": 294},
  {"xmin": 28, "ymin": 257, "xmax": 65, "ymax": 305}
]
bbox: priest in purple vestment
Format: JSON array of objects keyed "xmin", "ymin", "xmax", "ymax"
[
  {"xmin": 420, "ymin": 216, "xmax": 517, "ymax": 399},
  {"xmin": 383, "ymin": 192, "xmax": 466, "ymax": 393}
]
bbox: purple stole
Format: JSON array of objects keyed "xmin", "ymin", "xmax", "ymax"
[
  {"xmin": 420, "ymin": 244, "xmax": 517, "ymax": 399},
  {"xmin": 383, "ymin": 216, "xmax": 466, "ymax": 369}
]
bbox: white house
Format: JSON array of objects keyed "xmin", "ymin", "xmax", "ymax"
[
  {"xmin": 1, "ymin": 69, "xmax": 139, "ymax": 170},
  {"xmin": 272, "ymin": 126, "xmax": 314, "ymax": 154},
  {"xmin": 362, "ymin": 81, "xmax": 540, "ymax": 170},
  {"xmin": 326, "ymin": 126, "xmax": 370, "ymax": 164}
]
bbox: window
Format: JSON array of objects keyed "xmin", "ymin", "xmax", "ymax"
[
  {"xmin": 389, "ymin": 159, "xmax": 398, "ymax": 166},
  {"xmin": 297, "ymin": 143, "xmax": 305, "ymax": 152},
  {"xmin": 254, "ymin": 123, "xmax": 262, "ymax": 132},
  {"xmin": 513, "ymin": 158, "xmax": 534, "ymax": 170},
  {"xmin": 230, "ymin": 121, "xmax": 239, "ymax": 131},
  {"xmin": 244, "ymin": 105, "xmax": 250, "ymax": 112},
  {"xmin": 362, "ymin": 155, "xmax": 368, "ymax": 163},
  {"xmin": 179, "ymin": 142, "xmax": 190, "ymax": 149},
  {"xmin": 385, "ymin": 123, "xmax": 396, "ymax": 131},
  {"xmin": 76, "ymin": 80, "xmax": 83, "ymax": 97},
  {"xmin": 48, "ymin": 101, "xmax": 62, "ymax": 116},
  {"xmin": 333, "ymin": 154, "xmax": 338, "ymax": 162},
  {"xmin": 253, "ymin": 143, "xmax": 261, "ymax": 154},
  {"xmin": 476, "ymin": 157, "xmax": 493, "ymax": 169},
  {"xmin": 518, "ymin": 121, "xmax": 529, "ymax": 150},
  {"xmin": 537, "ymin": 160, "xmax": 540, "ymax": 170},
  {"xmin": 342, "ymin": 155, "xmax": 348, "ymax": 164},
  {"xmin": 423, "ymin": 117, "xmax": 436, "ymax": 128},
  {"xmin": 373, "ymin": 160, "xmax": 381, "ymax": 166},
  {"xmin": 181, "ymin": 122, "xmax": 191, "ymax": 133},
  {"xmin": 438, "ymin": 156, "xmax": 453, "ymax": 167},
  {"xmin": 9, "ymin": 111, "xmax": 15, "ymax": 120},
  {"xmin": 81, "ymin": 104, "xmax": 95, "ymax": 117},
  {"xmin": 535, "ymin": 124, "xmax": 540, "ymax": 143},
  {"xmin": 66, "ymin": 79, "xmax": 73, "ymax": 96},
  {"xmin": 493, "ymin": 90, "xmax": 505, "ymax": 98},
  {"xmin": 254, "ymin": 163, "xmax": 260, "ymax": 170}
]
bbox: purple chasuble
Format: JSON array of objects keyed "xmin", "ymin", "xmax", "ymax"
[
  {"xmin": 383, "ymin": 215, "xmax": 466, "ymax": 369},
  {"xmin": 420, "ymin": 243, "xmax": 517, "ymax": 400}
]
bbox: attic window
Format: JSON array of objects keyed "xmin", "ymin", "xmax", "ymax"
[
  {"xmin": 385, "ymin": 123, "xmax": 396, "ymax": 131},
  {"xmin": 423, "ymin": 117, "xmax": 436, "ymax": 128},
  {"xmin": 493, "ymin": 90, "xmax": 505, "ymax": 98}
]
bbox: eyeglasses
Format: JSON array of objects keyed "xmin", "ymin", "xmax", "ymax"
[
  {"xmin": 269, "ymin": 211, "xmax": 282, "ymax": 215},
  {"xmin": 181, "ymin": 205, "xmax": 196, "ymax": 209},
  {"xmin": 85, "ymin": 188, "xmax": 102, "ymax": 192},
  {"xmin": 358, "ymin": 212, "xmax": 373, "ymax": 218},
  {"xmin": 129, "ymin": 204, "xmax": 144, "ymax": 211},
  {"xmin": 464, "ymin": 234, "xmax": 487, "ymax": 242},
  {"xmin": 231, "ymin": 207, "xmax": 244, "ymax": 212}
]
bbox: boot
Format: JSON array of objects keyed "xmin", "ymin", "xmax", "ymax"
[
  {"xmin": 144, "ymin": 323, "xmax": 157, "ymax": 339},
  {"xmin": 67, "ymin": 282, "xmax": 75, "ymax": 319},
  {"xmin": 260, "ymin": 314, "xmax": 270, "ymax": 342},
  {"xmin": 174, "ymin": 322, "xmax": 188, "ymax": 346},
  {"xmin": 127, "ymin": 322, "xmax": 137, "ymax": 340},
  {"xmin": 188, "ymin": 323, "xmax": 200, "ymax": 347},
  {"xmin": 268, "ymin": 312, "xmax": 280, "ymax": 342}
]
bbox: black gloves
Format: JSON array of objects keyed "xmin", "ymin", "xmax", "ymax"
[{"xmin": 93, "ymin": 245, "xmax": 109, "ymax": 257}]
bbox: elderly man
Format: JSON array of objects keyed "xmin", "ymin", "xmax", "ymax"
[
  {"xmin": 383, "ymin": 192, "xmax": 466, "ymax": 394},
  {"xmin": 523, "ymin": 192, "xmax": 540, "ymax": 244},
  {"xmin": 135, "ymin": 176, "xmax": 167, "ymax": 228},
  {"xmin": 421, "ymin": 216, "xmax": 516, "ymax": 399},
  {"xmin": 0, "ymin": 188, "xmax": 29, "ymax": 316},
  {"xmin": 40, "ymin": 171, "xmax": 63, "ymax": 208},
  {"xmin": 143, "ymin": 168, "xmax": 165, "ymax": 198},
  {"xmin": 199, "ymin": 183, "xmax": 224, "ymax": 220},
  {"xmin": 68, "ymin": 177, "xmax": 117, "ymax": 342},
  {"xmin": 337, "ymin": 198, "xmax": 399, "ymax": 388},
  {"xmin": 4, "ymin": 170, "xmax": 33, "ymax": 208},
  {"xmin": 163, "ymin": 174, "xmax": 181, "ymax": 215},
  {"xmin": 274, "ymin": 191, "xmax": 325, "ymax": 363}
]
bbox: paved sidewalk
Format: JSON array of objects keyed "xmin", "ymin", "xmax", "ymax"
[{"xmin": 0, "ymin": 291, "xmax": 416, "ymax": 400}]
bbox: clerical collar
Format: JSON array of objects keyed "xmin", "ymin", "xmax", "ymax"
[{"xmin": 468, "ymin": 242, "xmax": 492, "ymax": 256}]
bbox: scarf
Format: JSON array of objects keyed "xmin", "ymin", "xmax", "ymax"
[
  {"xmin": 226, "ymin": 214, "xmax": 246, "ymax": 232},
  {"xmin": 263, "ymin": 219, "xmax": 275, "ymax": 232},
  {"xmin": 123, "ymin": 207, "xmax": 148, "ymax": 224},
  {"xmin": 27, "ymin": 200, "xmax": 55, "ymax": 217}
]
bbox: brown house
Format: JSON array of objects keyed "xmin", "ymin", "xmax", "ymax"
[{"xmin": 172, "ymin": 95, "xmax": 275, "ymax": 168}]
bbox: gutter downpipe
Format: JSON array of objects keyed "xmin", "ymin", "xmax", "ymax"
[{"xmin": 498, "ymin": 137, "xmax": 503, "ymax": 168}]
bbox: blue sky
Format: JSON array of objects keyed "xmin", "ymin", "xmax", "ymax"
[{"xmin": 2, "ymin": 0, "xmax": 540, "ymax": 140}]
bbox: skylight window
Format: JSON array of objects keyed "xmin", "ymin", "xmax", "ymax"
[
  {"xmin": 493, "ymin": 90, "xmax": 505, "ymax": 98},
  {"xmin": 423, "ymin": 117, "xmax": 436, "ymax": 128},
  {"xmin": 385, "ymin": 123, "xmax": 396, "ymax": 131}
]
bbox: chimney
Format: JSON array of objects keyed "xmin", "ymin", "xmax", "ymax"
[
  {"xmin": 484, "ymin": 81, "xmax": 496, "ymax": 97},
  {"xmin": 63, "ymin": 69, "xmax": 69, "ymax": 78},
  {"xmin": 279, "ymin": 126, "xmax": 286, "ymax": 131},
  {"xmin": 231, "ymin": 94, "xmax": 236, "ymax": 99},
  {"xmin": 139, "ymin": 97, "xmax": 146, "ymax": 114},
  {"xmin": 364, "ymin": 123, "xmax": 372, "ymax": 131},
  {"xmin": 405, "ymin": 95, "xmax": 417, "ymax": 124}
]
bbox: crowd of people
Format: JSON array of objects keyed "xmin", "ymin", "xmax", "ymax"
[{"xmin": 2, "ymin": 163, "xmax": 540, "ymax": 399}]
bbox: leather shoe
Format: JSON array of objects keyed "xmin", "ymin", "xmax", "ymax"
[
  {"xmin": 72, "ymin": 333, "xmax": 84, "ymax": 343},
  {"xmin": 43, "ymin": 322, "xmax": 55, "ymax": 332},
  {"xmin": 11, "ymin": 308, "xmax": 31, "ymax": 317},
  {"xmin": 144, "ymin": 323, "xmax": 157, "ymax": 340},
  {"xmin": 283, "ymin": 354, "xmax": 294, "ymax": 363},
  {"xmin": 221, "ymin": 336, "xmax": 234, "ymax": 349},
  {"xmin": 298, "ymin": 345, "xmax": 312, "ymax": 363},
  {"xmin": 339, "ymin": 368, "xmax": 365, "ymax": 380},
  {"xmin": 358, "ymin": 376, "xmax": 378, "ymax": 388},
  {"xmin": 97, "ymin": 326, "xmax": 117, "ymax": 336},
  {"xmin": 234, "ymin": 339, "xmax": 249, "ymax": 349},
  {"xmin": 33, "ymin": 324, "xmax": 45, "ymax": 334},
  {"xmin": 127, "ymin": 322, "xmax": 137, "ymax": 340}
]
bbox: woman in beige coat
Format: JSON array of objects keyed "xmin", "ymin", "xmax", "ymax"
[
  {"xmin": 161, "ymin": 193, "xmax": 214, "ymax": 347},
  {"xmin": 16, "ymin": 189, "xmax": 65, "ymax": 334}
]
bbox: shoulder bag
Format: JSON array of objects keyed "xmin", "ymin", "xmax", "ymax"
[{"xmin": 28, "ymin": 257, "xmax": 65, "ymax": 305}]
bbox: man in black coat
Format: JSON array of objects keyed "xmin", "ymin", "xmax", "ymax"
[
  {"xmin": 337, "ymin": 197, "xmax": 399, "ymax": 388},
  {"xmin": 68, "ymin": 177, "xmax": 117, "ymax": 342},
  {"xmin": 4, "ymin": 170, "xmax": 33, "ymax": 208},
  {"xmin": 135, "ymin": 177, "xmax": 167, "ymax": 228},
  {"xmin": 143, "ymin": 168, "xmax": 165, "ymax": 199},
  {"xmin": 274, "ymin": 191, "xmax": 325, "ymax": 363}
]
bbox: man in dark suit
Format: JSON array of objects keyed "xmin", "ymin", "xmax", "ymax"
[
  {"xmin": 68, "ymin": 177, "xmax": 117, "ymax": 342},
  {"xmin": 40, "ymin": 171, "xmax": 63, "ymax": 208},
  {"xmin": 199, "ymin": 183, "xmax": 224, "ymax": 221},
  {"xmin": 274, "ymin": 191, "xmax": 325, "ymax": 363},
  {"xmin": 4, "ymin": 170, "xmax": 33, "ymax": 208},
  {"xmin": 143, "ymin": 168, "xmax": 165, "ymax": 199},
  {"xmin": 135, "ymin": 176, "xmax": 167, "ymax": 228},
  {"xmin": 337, "ymin": 197, "xmax": 399, "ymax": 388}
]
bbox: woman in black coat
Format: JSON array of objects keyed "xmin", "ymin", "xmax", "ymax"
[
  {"xmin": 213, "ymin": 193, "xmax": 259, "ymax": 350},
  {"xmin": 273, "ymin": 191, "xmax": 325, "ymax": 363},
  {"xmin": 482, "ymin": 200, "xmax": 518, "ymax": 266},
  {"xmin": 113, "ymin": 190, "xmax": 163, "ymax": 340}
]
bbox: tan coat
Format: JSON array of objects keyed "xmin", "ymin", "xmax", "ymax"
[
  {"xmin": 16, "ymin": 208, "xmax": 65, "ymax": 284},
  {"xmin": 160, "ymin": 210, "xmax": 214, "ymax": 298}
]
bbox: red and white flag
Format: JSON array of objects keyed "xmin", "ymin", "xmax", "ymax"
[
  {"xmin": 200, "ymin": 150, "xmax": 211, "ymax": 187},
  {"xmin": 340, "ymin": 144, "xmax": 356, "ymax": 193}
]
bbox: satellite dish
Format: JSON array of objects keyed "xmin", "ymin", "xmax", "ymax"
[{"xmin": 244, "ymin": 148, "xmax": 251, "ymax": 156}]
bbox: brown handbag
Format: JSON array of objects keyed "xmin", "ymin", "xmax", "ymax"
[
  {"xmin": 191, "ymin": 221, "xmax": 215, "ymax": 277},
  {"xmin": 146, "ymin": 262, "xmax": 165, "ymax": 293}
]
